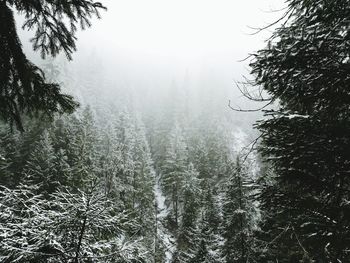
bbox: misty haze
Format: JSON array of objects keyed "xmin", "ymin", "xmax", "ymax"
[{"xmin": 1, "ymin": 0, "xmax": 350, "ymax": 262}]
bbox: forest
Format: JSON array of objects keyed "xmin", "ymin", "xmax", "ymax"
[{"xmin": 1, "ymin": 0, "xmax": 350, "ymax": 262}]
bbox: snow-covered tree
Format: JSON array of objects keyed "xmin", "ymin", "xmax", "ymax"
[
  {"xmin": 191, "ymin": 180, "xmax": 223, "ymax": 263},
  {"xmin": 248, "ymin": 0, "xmax": 350, "ymax": 261},
  {"xmin": 132, "ymin": 117, "xmax": 156, "ymax": 249},
  {"xmin": 221, "ymin": 158, "xmax": 255, "ymax": 263},
  {"xmin": 97, "ymin": 122, "xmax": 124, "ymax": 199},
  {"xmin": 161, "ymin": 123, "xmax": 188, "ymax": 227},
  {"xmin": 176, "ymin": 163, "xmax": 201, "ymax": 262},
  {"xmin": 67, "ymin": 106, "xmax": 99, "ymax": 189},
  {"xmin": 0, "ymin": 126, "xmax": 19, "ymax": 187},
  {"xmin": 24, "ymin": 130, "xmax": 59, "ymax": 195},
  {"xmin": 0, "ymin": 182, "xmax": 150, "ymax": 263},
  {"xmin": 113, "ymin": 109, "xmax": 137, "ymax": 208}
]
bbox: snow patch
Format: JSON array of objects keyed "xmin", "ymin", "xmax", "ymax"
[{"xmin": 154, "ymin": 176, "xmax": 176, "ymax": 263}]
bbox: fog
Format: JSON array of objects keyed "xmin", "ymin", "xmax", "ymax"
[{"xmin": 18, "ymin": 0, "xmax": 285, "ymax": 136}]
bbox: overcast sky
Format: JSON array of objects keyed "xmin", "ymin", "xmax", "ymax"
[
  {"xmin": 19, "ymin": 0, "xmax": 286, "ymax": 75},
  {"xmin": 76, "ymin": 0, "xmax": 285, "ymax": 70},
  {"xmin": 19, "ymin": 0, "xmax": 286, "ymax": 111}
]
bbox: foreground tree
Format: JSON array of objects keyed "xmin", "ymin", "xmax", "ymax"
[
  {"xmin": 0, "ymin": 0, "xmax": 106, "ymax": 131},
  {"xmin": 0, "ymin": 183, "xmax": 149, "ymax": 263},
  {"xmin": 249, "ymin": 1, "xmax": 350, "ymax": 261}
]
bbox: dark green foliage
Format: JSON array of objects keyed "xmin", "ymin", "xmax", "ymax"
[
  {"xmin": 202, "ymin": 182, "xmax": 221, "ymax": 233},
  {"xmin": 0, "ymin": 0, "xmax": 106, "ymax": 131},
  {"xmin": 0, "ymin": 127, "xmax": 19, "ymax": 186},
  {"xmin": 0, "ymin": 108, "xmax": 156, "ymax": 262},
  {"xmin": 24, "ymin": 130, "xmax": 58, "ymax": 195},
  {"xmin": 222, "ymin": 158, "xmax": 255, "ymax": 263},
  {"xmin": 249, "ymin": 0, "xmax": 350, "ymax": 261},
  {"xmin": 161, "ymin": 124, "xmax": 188, "ymax": 227},
  {"xmin": 176, "ymin": 164, "xmax": 201, "ymax": 261},
  {"xmin": 68, "ymin": 107, "xmax": 99, "ymax": 189},
  {"xmin": 190, "ymin": 240, "xmax": 212, "ymax": 263},
  {"xmin": 190, "ymin": 222, "xmax": 222, "ymax": 263},
  {"xmin": 189, "ymin": 180, "xmax": 222, "ymax": 263}
]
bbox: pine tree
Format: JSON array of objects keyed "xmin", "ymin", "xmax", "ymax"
[
  {"xmin": 114, "ymin": 109, "xmax": 136, "ymax": 209},
  {"xmin": 0, "ymin": 182, "xmax": 149, "ymax": 263},
  {"xmin": 132, "ymin": 117, "xmax": 156, "ymax": 248},
  {"xmin": 222, "ymin": 158, "xmax": 255, "ymax": 263},
  {"xmin": 0, "ymin": 184, "xmax": 49, "ymax": 263},
  {"xmin": 68, "ymin": 107, "xmax": 99, "ymax": 189},
  {"xmin": 98, "ymin": 122, "xmax": 124, "ymax": 200},
  {"xmin": 15, "ymin": 119, "xmax": 49, "ymax": 176},
  {"xmin": 248, "ymin": 0, "xmax": 350, "ymax": 261},
  {"xmin": 189, "ymin": 129, "xmax": 230, "ymax": 184},
  {"xmin": 161, "ymin": 123, "xmax": 188, "ymax": 228},
  {"xmin": 190, "ymin": 180, "xmax": 223, "ymax": 263},
  {"xmin": 176, "ymin": 163, "xmax": 201, "ymax": 262},
  {"xmin": 0, "ymin": 125, "xmax": 19, "ymax": 186},
  {"xmin": 99, "ymin": 111, "xmax": 157, "ymax": 259},
  {"xmin": 0, "ymin": 0, "xmax": 107, "ymax": 131},
  {"xmin": 24, "ymin": 130, "xmax": 58, "ymax": 196},
  {"xmin": 202, "ymin": 180, "xmax": 221, "ymax": 234},
  {"xmin": 190, "ymin": 230, "xmax": 218, "ymax": 263}
]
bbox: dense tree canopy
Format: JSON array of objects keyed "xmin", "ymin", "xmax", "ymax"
[
  {"xmin": 0, "ymin": 0, "xmax": 106, "ymax": 131},
  {"xmin": 250, "ymin": 0, "xmax": 350, "ymax": 261}
]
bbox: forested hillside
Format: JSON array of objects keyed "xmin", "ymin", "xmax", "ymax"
[
  {"xmin": 0, "ymin": 55, "xmax": 259, "ymax": 262},
  {"xmin": 1, "ymin": 0, "xmax": 350, "ymax": 262}
]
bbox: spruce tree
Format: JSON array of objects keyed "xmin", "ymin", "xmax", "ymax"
[
  {"xmin": 24, "ymin": 130, "xmax": 58, "ymax": 196},
  {"xmin": 161, "ymin": 123, "xmax": 188, "ymax": 228},
  {"xmin": 222, "ymin": 158, "xmax": 255, "ymax": 263},
  {"xmin": 130, "ymin": 115, "xmax": 156, "ymax": 255},
  {"xmin": 249, "ymin": 0, "xmax": 350, "ymax": 261},
  {"xmin": 176, "ymin": 163, "xmax": 201, "ymax": 262},
  {"xmin": 98, "ymin": 122, "xmax": 124, "ymax": 199},
  {"xmin": 0, "ymin": 0, "xmax": 106, "ymax": 131},
  {"xmin": 68, "ymin": 107, "xmax": 99, "ymax": 189},
  {"xmin": 114, "ymin": 109, "xmax": 136, "ymax": 208},
  {"xmin": 190, "ymin": 180, "xmax": 222, "ymax": 263},
  {"xmin": 190, "ymin": 240, "xmax": 212, "ymax": 263},
  {"xmin": 202, "ymin": 180, "xmax": 221, "ymax": 234},
  {"xmin": 0, "ymin": 126, "xmax": 19, "ymax": 186},
  {"xmin": 0, "ymin": 183, "xmax": 149, "ymax": 263}
]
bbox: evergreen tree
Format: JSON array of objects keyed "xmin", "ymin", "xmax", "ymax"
[
  {"xmin": 248, "ymin": 0, "xmax": 350, "ymax": 261},
  {"xmin": 222, "ymin": 158, "xmax": 255, "ymax": 263},
  {"xmin": 114, "ymin": 109, "xmax": 136, "ymax": 209},
  {"xmin": 132, "ymin": 117, "xmax": 156, "ymax": 247},
  {"xmin": 24, "ymin": 130, "xmax": 58, "ymax": 196},
  {"xmin": 161, "ymin": 123, "xmax": 188, "ymax": 228},
  {"xmin": 68, "ymin": 107, "xmax": 99, "ymax": 189},
  {"xmin": 202, "ymin": 180, "xmax": 221, "ymax": 233},
  {"xmin": 15, "ymin": 119, "xmax": 49, "ymax": 176},
  {"xmin": 98, "ymin": 122, "xmax": 124, "ymax": 200},
  {"xmin": 190, "ymin": 228, "xmax": 219, "ymax": 263},
  {"xmin": 176, "ymin": 163, "xmax": 201, "ymax": 262},
  {"xmin": 0, "ymin": 183, "xmax": 149, "ymax": 263},
  {"xmin": 0, "ymin": 126, "xmax": 19, "ymax": 186},
  {"xmin": 190, "ymin": 180, "xmax": 223, "ymax": 263},
  {"xmin": 191, "ymin": 240, "xmax": 212, "ymax": 263},
  {"xmin": 0, "ymin": 0, "xmax": 107, "ymax": 131}
]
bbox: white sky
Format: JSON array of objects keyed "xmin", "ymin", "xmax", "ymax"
[
  {"xmin": 77, "ymin": 0, "xmax": 285, "ymax": 63},
  {"xmin": 19, "ymin": 0, "xmax": 286, "ymax": 107}
]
